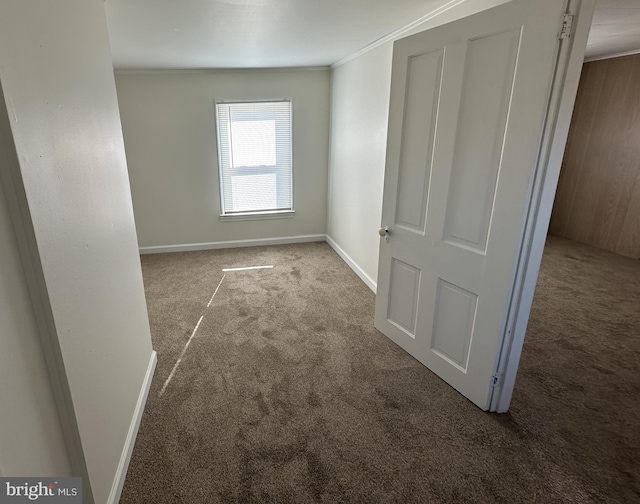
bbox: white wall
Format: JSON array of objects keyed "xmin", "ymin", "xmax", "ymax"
[
  {"xmin": 115, "ymin": 69, "xmax": 330, "ymax": 249},
  {"xmin": 0, "ymin": 1, "xmax": 155, "ymax": 502},
  {"xmin": 327, "ymin": 0, "xmax": 511, "ymax": 288},
  {"xmin": 0, "ymin": 173, "xmax": 71, "ymax": 478}
]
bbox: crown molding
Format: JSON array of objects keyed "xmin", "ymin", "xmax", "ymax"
[
  {"xmin": 113, "ymin": 66, "xmax": 330, "ymax": 75},
  {"xmin": 331, "ymin": 0, "xmax": 467, "ymax": 69}
]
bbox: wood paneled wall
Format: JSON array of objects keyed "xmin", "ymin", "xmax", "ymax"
[{"xmin": 549, "ymin": 54, "xmax": 640, "ymax": 259}]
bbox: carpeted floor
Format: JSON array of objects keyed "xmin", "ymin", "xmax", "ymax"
[{"xmin": 120, "ymin": 236, "xmax": 639, "ymax": 503}]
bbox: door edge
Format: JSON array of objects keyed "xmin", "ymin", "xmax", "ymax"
[{"xmin": 488, "ymin": 0, "xmax": 596, "ymax": 413}]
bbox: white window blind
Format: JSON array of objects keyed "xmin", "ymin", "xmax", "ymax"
[{"xmin": 216, "ymin": 101, "xmax": 292, "ymax": 215}]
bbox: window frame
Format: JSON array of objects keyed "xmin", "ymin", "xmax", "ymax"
[{"xmin": 214, "ymin": 98, "xmax": 294, "ymax": 221}]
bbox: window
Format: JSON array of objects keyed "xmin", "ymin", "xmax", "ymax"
[{"xmin": 216, "ymin": 100, "xmax": 293, "ymax": 216}]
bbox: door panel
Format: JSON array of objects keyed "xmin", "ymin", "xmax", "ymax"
[
  {"xmin": 431, "ymin": 279, "xmax": 478, "ymax": 371},
  {"xmin": 395, "ymin": 49, "xmax": 443, "ymax": 234},
  {"xmin": 387, "ymin": 258, "xmax": 421, "ymax": 337},
  {"xmin": 443, "ymin": 28, "xmax": 520, "ymax": 252},
  {"xmin": 375, "ymin": 0, "xmax": 566, "ymax": 409}
]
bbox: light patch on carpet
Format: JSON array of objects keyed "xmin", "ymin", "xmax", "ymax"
[
  {"xmin": 222, "ymin": 265, "xmax": 274, "ymax": 272},
  {"xmin": 207, "ymin": 274, "xmax": 226, "ymax": 308},
  {"xmin": 159, "ymin": 315, "xmax": 204, "ymax": 396},
  {"xmin": 161, "ymin": 274, "xmax": 228, "ymax": 396}
]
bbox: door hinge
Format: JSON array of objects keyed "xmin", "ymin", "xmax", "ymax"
[
  {"xmin": 490, "ymin": 372, "xmax": 502, "ymax": 389},
  {"xmin": 559, "ymin": 14, "xmax": 574, "ymax": 40}
]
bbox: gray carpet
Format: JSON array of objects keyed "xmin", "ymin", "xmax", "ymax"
[{"xmin": 120, "ymin": 236, "xmax": 640, "ymax": 503}]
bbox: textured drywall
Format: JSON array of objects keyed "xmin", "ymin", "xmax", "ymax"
[
  {"xmin": 0, "ymin": 165, "xmax": 72, "ymax": 477},
  {"xmin": 0, "ymin": 1, "xmax": 154, "ymax": 502}
]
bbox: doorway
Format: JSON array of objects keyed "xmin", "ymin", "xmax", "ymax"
[{"xmin": 509, "ymin": 47, "xmax": 640, "ymax": 502}]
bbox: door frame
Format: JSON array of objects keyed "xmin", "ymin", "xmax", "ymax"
[{"xmin": 489, "ymin": 0, "xmax": 596, "ymax": 412}]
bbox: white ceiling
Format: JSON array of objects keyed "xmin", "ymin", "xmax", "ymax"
[
  {"xmin": 586, "ymin": 0, "xmax": 640, "ymax": 61},
  {"xmin": 105, "ymin": 0, "xmax": 640, "ymax": 70},
  {"xmin": 105, "ymin": 0, "xmax": 454, "ymax": 69}
]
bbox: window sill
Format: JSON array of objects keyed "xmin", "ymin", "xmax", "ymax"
[{"xmin": 219, "ymin": 210, "xmax": 295, "ymax": 222}]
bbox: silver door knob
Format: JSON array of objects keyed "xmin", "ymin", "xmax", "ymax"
[{"xmin": 378, "ymin": 226, "xmax": 390, "ymax": 242}]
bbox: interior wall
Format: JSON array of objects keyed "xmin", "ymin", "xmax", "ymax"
[
  {"xmin": 0, "ymin": 1, "xmax": 155, "ymax": 502},
  {"xmin": 0, "ymin": 171, "xmax": 71, "ymax": 478},
  {"xmin": 115, "ymin": 69, "xmax": 330, "ymax": 249},
  {"xmin": 327, "ymin": 0, "xmax": 511, "ymax": 287},
  {"xmin": 549, "ymin": 54, "xmax": 640, "ymax": 259}
]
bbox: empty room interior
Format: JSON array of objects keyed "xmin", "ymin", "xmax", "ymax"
[{"xmin": 0, "ymin": 0, "xmax": 638, "ymax": 503}]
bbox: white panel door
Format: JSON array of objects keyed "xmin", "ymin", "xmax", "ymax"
[{"xmin": 375, "ymin": 0, "xmax": 567, "ymax": 410}]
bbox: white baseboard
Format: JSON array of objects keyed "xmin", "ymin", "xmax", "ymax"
[
  {"xmin": 139, "ymin": 235, "xmax": 326, "ymax": 254},
  {"xmin": 107, "ymin": 351, "xmax": 157, "ymax": 504},
  {"xmin": 326, "ymin": 235, "xmax": 377, "ymax": 293}
]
